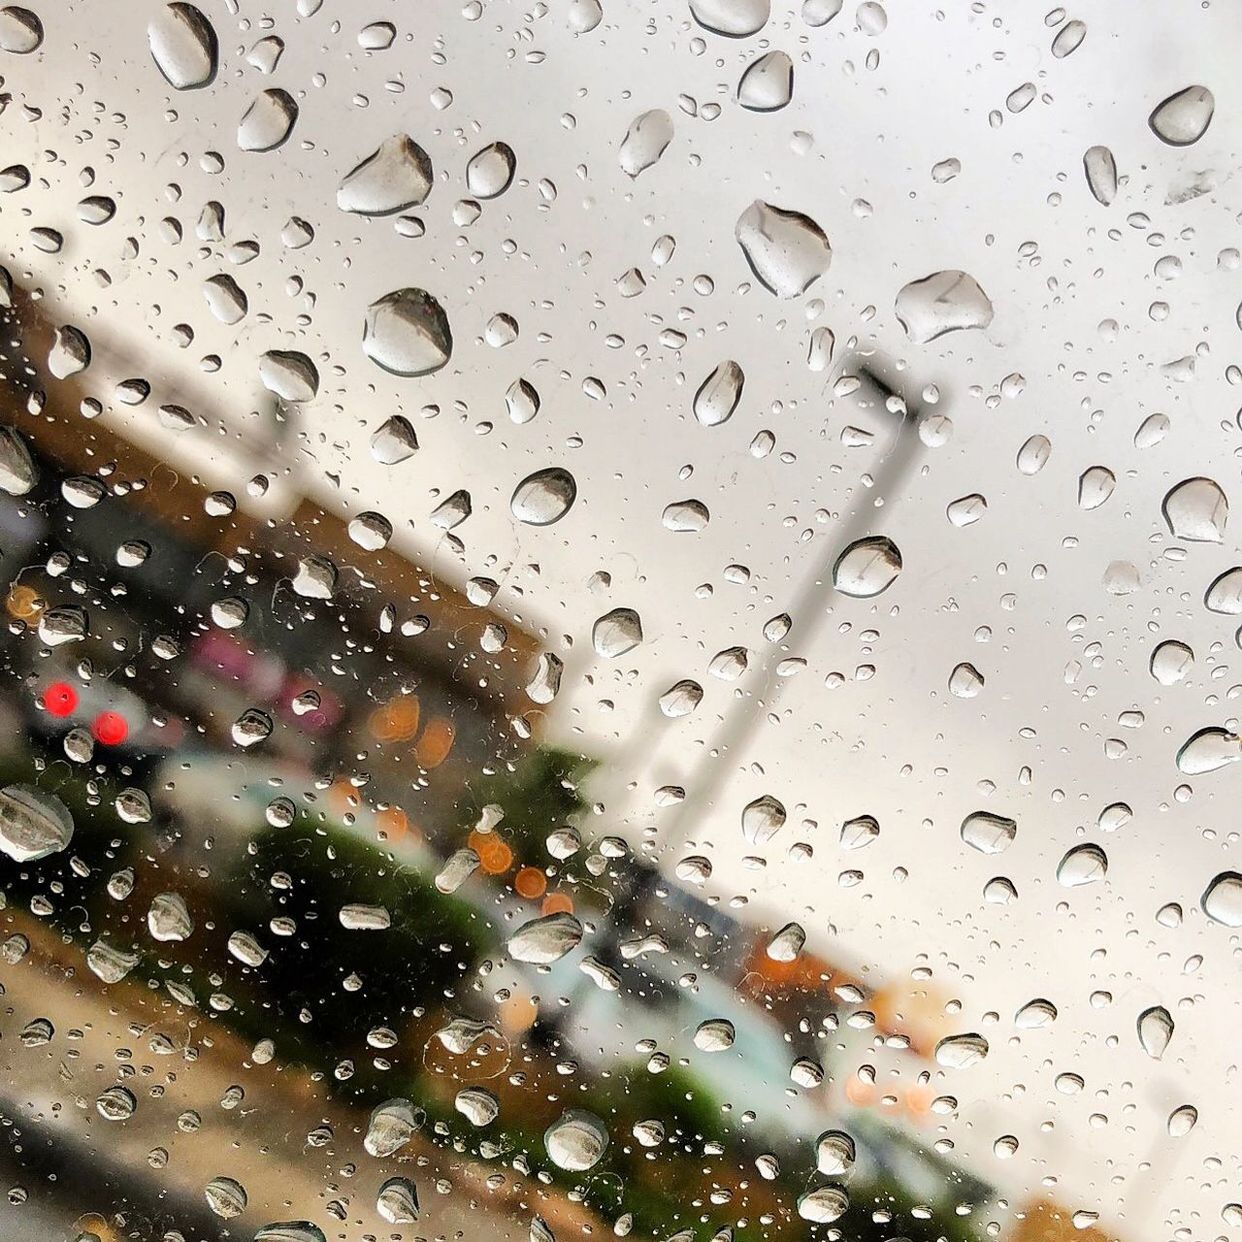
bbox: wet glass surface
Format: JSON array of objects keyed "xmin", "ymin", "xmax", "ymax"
[{"xmin": 0, "ymin": 3, "xmax": 1237, "ymax": 1242}]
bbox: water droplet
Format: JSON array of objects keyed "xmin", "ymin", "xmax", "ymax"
[
  {"xmin": 1176, "ymin": 727, "xmax": 1240, "ymax": 775},
  {"xmin": 593, "ymin": 608, "xmax": 643, "ymax": 657},
  {"xmin": 0, "ymin": 5, "xmax": 40, "ymax": 53},
  {"xmin": 378, "ymin": 1177, "xmax": 420, "ymax": 1224},
  {"xmin": 801, "ymin": 0, "xmax": 841, "ymax": 24},
  {"xmin": 693, "ymin": 360, "xmax": 745, "ymax": 426},
  {"xmin": 662, "ymin": 498, "xmax": 710, "ymax": 532},
  {"xmin": 149, "ymin": 3, "xmax": 217, "ymax": 88},
  {"xmin": 1167, "ymin": 1104, "xmax": 1198, "ymax": 1137},
  {"xmin": 339, "ymin": 903, "xmax": 391, "ymax": 930},
  {"xmin": 466, "ymin": 141, "xmax": 516, "ymax": 198},
  {"xmin": 815, "ymin": 1131, "xmax": 855, "ymax": 1175},
  {"xmin": 363, "ymin": 288, "xmax": 453, "ymax": 376},
  {"xmin": 840, "ymin": 814, "xmax": 879, "ymax": 850},
  {"xmin": 545, "ymin": 1109, "xmax": 609, "ymax": 1170},
  {"xmin": 1137, "ymin": 1005, "xmax": 1174, "ymax": 1059},
  {"xmin": 1202, "ymin": 871, "xmax": 1242, "ymax": 926},
  {"xmin": 148, "ymin": 892, "xmax": 194, "ymax": 941},
  {"xmin": 660, "ymin": 679, "xmax": 703, "ymax": 717},
  {"xmin": 339, "ymin": 136, "xmax": 434, "ymax": 215},
  {"xmin": 358, "ymin": 21, "xmax": 396, "ymax": 50},
  {"xmin": 1057, "ymin": 843, "xmax": 1107, "ymax": 887},
  {"xmin": 96, "ymin": 1085, "xmax": 137, "ymax": 1122},
  {"xmin": 994, "ymin": 1134, "xmax": 1019, "ymax": 1159},
  {"xmin": 767, "ymin": 922, "xmax": 805, "ymax": 961},
  {"xmin": 694, "ymin": 1018, "xmax": 735, "ymax": 1051},
  {"xmin": 1149, "ymin": 86, "xmax": 1214, "ymax": 146},
  {"xmin": 228, "ymin": 930, "xmax": 268, "ymax": 967},
  {"xmin": 1163, "ymin": 477, "xmax": 1227, "ymax": 542},
  {"xmin": 896, "ymin": 270, "xmax": 993, "ymax": 343},
  {"xmin": 456, "ymin": 1087, "xmax": 500, "ymax": 1126},
  {"xmin": 1015, "ymin": 998, "xmax": 1057, "ymax": 1029},
  {"xmin": 1051, "ymin": 18, "xmax": 1086, "ymax": 57},
  {"xmin": 205, "ymin": 1177, "xmax": 248, "ymax": 1219},
  {"xmin": 0, "ymin": 426, "xmax": 36, "ymax": 495},
  {"xmin": 949, "ymin": 662, "xmax": 984, "ymax": 698},
  {"xmin": 232, "ymin": 706, "xmax": 274, "ymax": 747},
  {"xmin": 1150, "ymin": 641, "xmax": 1193, "ymax": 684},
  {"xmin": 1205, "ymin": 568, "xmax": 1242, "ymax": 614},
  {"xmin": 365, "ymin": 1098, "xmax": 420, "ymax": 1156},
  {"xmin": 619, "ymin": 109, "xmax": 673, "ymax": 177},
  {"xmin": 833, "ymin": 536, "xmax": 902, "ymax": 597},
  {"xmin": 508, "ymin": 911, "xmax": 583, "ymax": 963},
  {"xmin": 348, "ymin": 511, "xmax": 392, "ymax": 551},
  {"xmin": 568, "ymin": 0, "xmax": 603, "ymax": 31},
  {"xmin": 259, "ymin": 350, "xmax": 319, "ymax": 401},
  {"xmin": 87, "ymin": 938, "xmax": 138, "ymax": 984},
  {"xmin": 203, "ymin": 274, "xmax": 248, "ymax": 324},
  {"xmin": 737, "ymin": 51, "xmax": 793, "ymax": 111},
  {"xmin": 511, "ymin": 467, "xmax": 577, "ymax": 526},
  {"xmin": 736, "ymin": 200, "xmax": 831, "ymax": 298},
  {"xmin": 741, "ymin": 794, "xmax": 786, "ymax": 845},
  {"xmin": 1083, "ymin": 145, "xmax": 1118, "ymax": 205},
  {"xmin": 527, "ymin": 652, "xmax": 564, "ymax": 703},
  {"xmin": 238, "ymin": 89, "xmax": 298, "ymax": 152},
  {"xmin": 435, "ymin": 847, "xmax": 480, "ymax": 894},
  {"xmin": 255, "ymin": 1225, "xmax": 326, "ymax": 1242},
  {"xmin": 960, "ymin": 811, "xmax": 1016, "ymax": 855},
  {"xmin": 370, "ymin": 415, "xmax": 419, "ymax": 464},
  {"xmin": 935, "ymin": 1032, "xmax": 989, "ymax": 1068},
  {"xmin": 1017, "ymin": 434, "xmax": 1051, "ymax": 475},
  {"xmin": 1077, "ymin": 466, "xmax": 1115, "ymax": 510},
  {"xmin": 798, "ymin": 1186, "xmax": 849, "ymax": 1224},
  {"xmin": 48, "ymin": 325, "xmax": 91, "ymax": 378}
]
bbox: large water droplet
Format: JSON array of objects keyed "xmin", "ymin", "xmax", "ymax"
[
  {"xmin": 260, "ymin": 350, "xmax": 319, "ymax": 401},
  {"xmin": 689, "ymin": 0, "xmax": 770, "ymax": 37},
  {"xmin": 1057, "ymin": 843, "xmax": 1108, "ymax": 887},
  {"xmin": 693, "ymin": 360, "xmax": 745, "ymax": 426},
  {"xmin": 255, "ymin": 1223, "xmax": 327, "ymax": 1242},
  {"xmin": 466, "ymin": 141, "xmax": 516, "ymax": 198},
  {"xmin": 742, "ymin": 794, "xmax": 786, "ymax": 844},
  {"xmin": 896, "ymin": 270, "xmax": 994, "ymax": 343},
  {"xmin": 511, "ymin": 467, "xmax": 577, "ymax": 526},
  {"xmin": 797, "ymin": 1186, "xmax": 849, "ymax": 1224},
  {"xmin": 545, "ymin": 1109, "xmax": 609, "ymax": 1171},
  {"xmin": 736, "ymin": 200, "xmax": 831, "ymax": 298},
  {"xmin": 1149, "ymin": 86, "xmax": 1214, "ymax": 146},
  {"xmin": 0, "ymin": 426, "xmax": 37, "ymax": 495},
  {"xmin": 148, "ymin": 891, "xmax": 194, "ymax": 941},
  {"xmin": 1150, "ymin": 640, "xmax": 1193, "ymax": 684},
  {"xmin": 338, "ymin": 136, "xmax": 434, "ymax": 215},
  {"xmin": 593, "ymin": 608, "xmax": 642, "ymax": 657},
  {"xmin": 1137, "ymin": 1005, "xmax": 1174, "ymax": 1059},
  {"xmin": 737, "ymin": 51, "xmax": 793, "ymax": 111},
  {"xmin": 1083, "ymin": 145, "xmax": 1118, "ymax": 205},
  {"xmin": 149, "ymin": 3, "xmax": 216, "ymax": 87},
  {"xmin": 767, "ymin": 922, "xmax": 805, "ymax": 961},
  {"xmin": 1205, "ymin": 567, "xmax": 1242, "ymax": 614},
  {"xmin": 694, "ymin": 1018, "xmax": 735, "ymax": 1051},
  {"xmin": 1167, "ymin": 1104, "xmax": 1198, "ymax": 1137},
  {"xmin": 960, "ymin": 811, "xmax": 1016, "ymax": 855},
  {"xmin": 238, "ymin": 89, "xmax": 298, "ymax": 152},
  {"xmin": 370, "ymin": 415, "xmax": 418, "ymax": 464},
  {"xmin": 832, "ymin": 536, "xmax": 902, "ymax": 597},
  {"xmin": 363, "ymin": 288, "xmax": 453, "ymax": 376},
  {"xmin": 1176, "ymin": 727, "xmax": 1240, "ymax": 775},
  {"xmin": 508, "ymin": 911, "xmax": 583, "ymax": 963},
  {"xmin": 619, "ymin": 109, "xmax": 673, "ymax": 177},
  {"xmin": 1162, "ymin": 476, "xmax": 1227, "ymax": 542},
  {"xmin": 0, "ymin": 6, "xmax": 41, "ymax": 53},
  {"xmin": 1201, "ymin": 871, "xmax": 1242, "ymax": 926},
  {"xmin": 377, "ymin": 1177, "xmax": 420, "ymax": 1224},
  {"xmin": 205, "ymin": 1176, "xmax": 248, "ymax": 1219},
  {"xmin": 365, "ymin": 1098, "xmax": 420, "ymax": 1157},
  {"xmin": 935, "ymin": 1032, "xmax": 989, "ymax": 1068},
  {"xmin": 0, "ymin": 785, "xmax": 73, "ymax": 862}
]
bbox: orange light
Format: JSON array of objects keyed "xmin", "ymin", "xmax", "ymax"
[
  {"xmin": 377, "ymin": 806, "xmax": 410, "ymax": 841},
  {"xmin": 415, "ymin": 717, "xmax": 455, "ymax": 768},
  {"xmin": 368, "ymin": 695, "xmax": 420, "ymax": 743},
  {"xmin": 844, "ymin": 1075, "xmax": 878, "ymax": 1108},
  {"xmin": 469, "ymin": 830, "xmax": 513, "ymax": 875},
  {"xmin": 6, "ymin": 585, "xmax": 44, "ymax": 620},
  {"xmin": 514, "ymin": 866, "xmax": 547, "ymax": 900},
  {"xmin": 541, "ymin": 893, "xmax": 574, "ymax": 916}
]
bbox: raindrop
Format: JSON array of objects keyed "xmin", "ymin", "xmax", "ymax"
[
  {"xmin": 1083, "ymin": 146, "xmax": 1118, "ymax": 205},
  {"xmin": 511, "ymin": 467, "xmax": 577, "ymax": 526},
  {"xmin": 960, "ymin": 811, "xmax": 1016, "ymax": 855},
  {"xmin": 593, "ymin": 608, "xmax": 643, "ymax": 657},
  {"xmin": 1150, "ymin": 641, "xmax": 1193, "ymax": 685},
  {"xmin": 949, "ymin": 663, "xmax": 984, "ymax": 698},
  {"xmin": 935, "ymin": 1032, "xmax": 989, "ymax": 1068},
  {"xmin": 833, "ymin": 536, "xmax": 902, "ymax": 597},
  {"xmin": 0, "ymin": 6, "xmax": 41, "ymax": 53},
  {"xmin": 456, "ymin": 1087, "xmax": 500, "ymax": 1126},
  {"xmin": 619, "ymin": 109, "xmax": 673, "ymax": 177},
  {"xmin": 1051, "ymin": 18, "xmax": 1086, "ymax": 57},
  {"xmin": 1015, "ymin": 998, "xmax": 1057, "ymax": 1029},
  {"xmin": 149, "ymin": 3, "xmax": 217, "ymax": 88},
  {"xmin": 1162, "ymin": 477, "xmax": 1227, "ymax": 542},
  {"xmin": 816, "ymin": 1131, "xmax": 855, "ymax": 1175},
  {"xmin": 0, "ymin": 426, "xmax": 36, "ymax": 494},
  {"xmin": 896, "ymin": 270, "xmax": 994, "ymax": 343},
  {"xmin": 693, "ymin": 360, "xmax": 745, "ymax": 426},
  {"xmin": 203, "ymin": 274, "xmax": 248, "ymax": 324},
  {"xmin": 148, "ymin": 892, "xmax": 193, "ymax": 941},
  {"xmin": 1077, "ymin": 466, "xmax": 1115, "ymax": 510},
  {"xmin": 659, "ymin": 680, "xmax": 703, "ymax": 717},
  {"xmin": 377, "ymin": 1177, "xmax": 420, "ymax": 1224},
  {"xmin": 663, "ymin": 499, "xmax": 710, "ymax": 532},
  {"xmin": 96, "ymin": 1086, "xmax": 137, "ymax": 1122},
  {"xmin": 370, "ymin": 415, "xmax": 419, "ymax": 464},
  {"xmin": 767, "ymin": 922, "xmax": 805, "ymax": 961},
  {"xmin": 737, "ymin": 52, "xmax": 793, "ymax": 111},
  {"xmin": 363, "ymin": 288, "xmax": 453, "ymax": 376},
  {"xmin": 840, "ymin": 815, "xmax": 879, "ymax": 850},
  {"xmin": 735, "ymin": 200, "xmax": 831, "ymax": 298},
  {"xmin": 689, "ymin": 0, "xmax": 770, "ymax": 36},
  {"xmin": 1201, "ymin": 871, "xmax": 1242, "ymax": 926},
  {"xmin": 742, "ymin": 794, "xmax": 786, "ymax": 844},
  {"xmin": 1017, "ymin": 434, "xmax": 1051, "ymax": 474},
  {"xmin": 802, "ymin": 0, "xmax": 842, "ymax": 24},
  {"xmin": 1057, "ymin": 843, "xmax": 1108, "ymax": 887},
  {"xmin": 694, "ymin": 1018, "xmax": 735, "ymax": 1051},
  {"xmin": 1205, "ymin": 568, "xmax": 1242, "ymax": 614},
  {"xmin": 1137, "ymin": 1005, "xmax": 1174, "ymax": 1059},
  {"xmin": 259, "ymin": 351, "xmax": 319, "ymax": 401},
  {"xmin": 466, "ymin": 142, "xmax": 517, "ymax": 198},
  {"xmin": 1149, "ymin": 86, "xmax": 1214, "ymax": 146},
  {"xmin": 339, "ymin": 903, "xmax": 391, "ymax": 930},
  {"xmin": 1167, "ymin": 1104, "xmax": 1198, "ymax": 1137},
  {"xmin": 339, "ymin": 136, "xmax": 434, "ymax": 215},
  {"xmin": 238, "ymin": 89, "xmax": 298, "ymax": 152},
  {"xmin": 365, "ymin": 1099, "xmax": 420, "ymax": 1157},
  {"xmin": 0, "ymin": 785, "xmax": 73, "ymax": 863},
  {"xmin": 87, "ymin": 939, "xmax": 138, "ymax": 984},
  {"xmin": 205, "ymin": 1177, "xmax": 248, "ymax": 1219},
  {"xmin": 545, "ymin": 1110, "xmax": 609, "ymax": 1170},
  {"xmin": 358, "ymin": 21, "xmax": 396, "ymax": 50},
  {"xmin": 1176, "ymin": 727, "xmax": 1240, "ymax": 775},
  {"xmin": 508, "ymin": 911, "xmax": 583, "ymax": 963},
  {"xmin": 798, "ymin": 1186, "xmax": 849, "ymax": 1224}
]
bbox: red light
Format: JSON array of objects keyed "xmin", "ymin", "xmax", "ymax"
[
  {"xmin": 44, "ymin": 681, "xmax": 78, "ymax": 718},
  {"xmin": 92, "ymin": 711, "xmax": 129, "ymax": 746}
]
